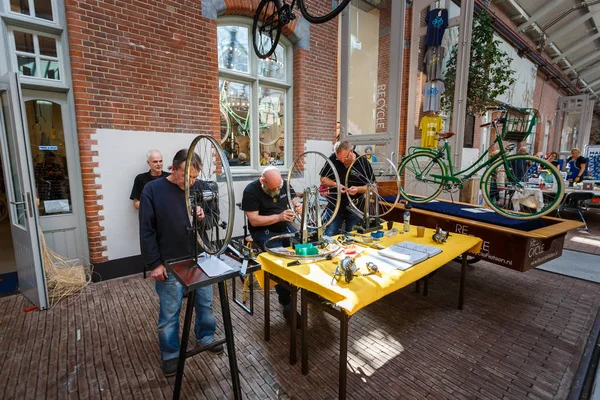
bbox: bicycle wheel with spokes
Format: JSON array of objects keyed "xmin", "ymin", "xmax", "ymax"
[
  {"xmin": 480, "ymin": 155, "xmax": 564, "ymax": 220},
  {"xmin": 219, "ymin": 106, "xmax": 231, "ymax": 146},
  {"xmin": 252, "ymin": 0, "xmax": 282, "ymax": 59},
  {"xmin": 298, "ymin": 0, "xmax": 351, "ymax": 24},
  {"xmin": 398, "ymin": 152, "xmax": 446, "ymax": 203},
  {"xmin": 185, "ymin": 135, "xmax": 235, "ymax": 255},
  {"xmin": 287, "ymin": 151, "xmax": 341, "ymax": 230},
  {"xmin": 345, "ymin": 154, "xmax": 401, "ymax": 219}
]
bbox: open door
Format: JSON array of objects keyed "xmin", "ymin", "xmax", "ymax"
[{"xmin": 0, "ymin": 73, "xmax": 48, "ymax": 310}]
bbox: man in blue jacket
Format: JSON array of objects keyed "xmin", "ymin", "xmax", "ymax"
[{"xmin": 139, "ymin": 149, "xmax": 222, "ymax": 377}]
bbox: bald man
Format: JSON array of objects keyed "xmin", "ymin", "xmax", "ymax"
[
  {"xmin": 242, "ymin": 166, "xmax": 302, "ymax": 328},
  {"xmin": 130, "ymin": 149, "xmax": 170, "ymax": 209}
]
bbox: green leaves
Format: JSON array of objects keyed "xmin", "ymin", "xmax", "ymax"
[{"xmin": 442, "ymin": 10, "xmax": 516, "ymax": 116}]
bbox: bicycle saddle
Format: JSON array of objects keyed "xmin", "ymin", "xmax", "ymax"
[{"xmin": 437, "ymin": 131, "xmax": 455, "ymax": 139}]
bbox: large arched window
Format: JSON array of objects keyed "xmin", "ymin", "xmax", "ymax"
[{"xmin": 217, "ymin": 20, "xmax": 293, "ymax": 171}]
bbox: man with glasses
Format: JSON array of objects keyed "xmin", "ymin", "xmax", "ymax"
[
  {"xmin": 242, "ymin": 166, "xmax": 303, "ymax": 328},
  {"xmin": 320, "ymin": 140, "xmax": 373, "ymax": 236},
  {"xmin": 139, "ymin": 149, "xmax": 222, "ymax": 377}
]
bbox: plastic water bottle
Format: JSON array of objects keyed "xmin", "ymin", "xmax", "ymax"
[{"xmin": 403, "ymin": 208, "xmax": 411, "ymax": 233}]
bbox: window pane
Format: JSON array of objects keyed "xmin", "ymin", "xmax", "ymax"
[
  {"xmin": 14, "ymin": 31, "xmax": 35, "ymax": 53},
  {"xmin": 219, "ymin": 80, "xmax": 252, "ymax": 166},
  {"xmin": 38, "ymin": 36, "xmax": 57, "ymax": 57},
  {"xmin": 17, "ymin": 56, "xmax": 36, "ymax": 77},
  {"xmin": 10, "ymin": 0, "xmax": 30, "ymax": 15},
  {"xmin": 34, "ymin": 0, "xmax": 53, "ymax": 20},
  {"xmin": 259, "ymin": 87, "xmax": 284, "ymax": 165},
  {"xmin": 217, "ymin": 26, "xmax": 249, "ymax": 73},
  {"xmin": 40, "ymin": 59, "xmax": 60, "ymax": 80},
  {"xmin": 258, "ymin": 44, "xmax": 285, "ymax": 80},
  {"xmin": 0, "ymin": 92, "xmax": 26, "ymax": 227},
  {"xmin": 26, "ymin": 100, "xmax": 73, "ymax": 216}
]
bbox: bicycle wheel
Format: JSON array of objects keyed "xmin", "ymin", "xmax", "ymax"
[
  {"xmin": 345, "ymin": 154, "xmax": 401, "ymax": 218},
  {"xmin": 219, "ymin": 106, "xmax": 231, "ymax": 146},
  {"xmin": 185, "ymin": 135, "xmax": 235, "ymax": 255},
  {"xmin": 298, "ymin": 0, "xmax": 351, "ymax": 24},
  {"xmin": 252, "ymin": 0, "xmax": 282, "ymax": 59},
  {"xmin": 258, "ymin": 105, "xmax": 281, "ymax": 146},
  {"xmin": 398, "ymin": 152, "xmax": 446, "ymax": 203},
  {"xmin": 287, "ymin": 151, "xmax": 341, "ymax": 230},
  {"xmin": 480, "ymin": 155, "xmax": 564, "ymax": 220}
]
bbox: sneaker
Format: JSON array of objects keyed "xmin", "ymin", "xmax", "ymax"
[
  {"xmin": 282, "ymin": 305, "xmax": 302, "ymax": 329},
  {"xmin": 162, "ymin": 358, "xmax": 178, "ymax": 377}
]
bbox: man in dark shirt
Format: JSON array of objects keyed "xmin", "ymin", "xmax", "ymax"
[
  {"xmin": 139, "ymin": 149, "xmax": 222, "ymax": 377},
  {"xmin": 320, "ymin": 140, "xmax": 374, "ymax": 236},
  {"xmin": 130, "ymin": 149, "xmax": 170, "ymax": 209},
  {"xmin": 242, "ymin": 166, "xmax": 302, "ymax": 327}
]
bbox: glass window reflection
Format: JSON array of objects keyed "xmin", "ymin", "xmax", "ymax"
[{"xmin": 217, "ymin": 26, "xmax": 249, "ymax": 73}]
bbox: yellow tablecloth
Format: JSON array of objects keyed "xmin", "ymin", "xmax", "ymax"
[{"xmin": 255, "ymin": 223, "xmax": 482, "ymax": 315}]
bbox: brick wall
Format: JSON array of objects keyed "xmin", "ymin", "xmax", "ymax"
[{"xmin": 65, "ymin": 0, "xmax": 337, "ymax": 263}]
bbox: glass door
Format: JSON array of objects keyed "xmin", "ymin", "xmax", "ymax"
[{"xmin": 0, "ymin": 72, "xmax": 48, "ymax": 309}]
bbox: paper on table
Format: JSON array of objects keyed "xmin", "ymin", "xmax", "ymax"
[
  {"xmin": 461, "ymin": 207, "xmax": 494, "ymax": 214},
  {"xmin": 196, "ymin": 254, "xmax": 234, "ymax": 277}
]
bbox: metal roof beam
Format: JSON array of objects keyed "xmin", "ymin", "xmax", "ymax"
[
  {"xmin": 580, "ymin": 63, "xmax": 600, "ymax": 81},
  {"xmin": 547, "ymin": 10, "xmax": 600, "ymax": 46},
  {"xmin": 552, "ymin": 31, "xmax": 600, "ymax": 63},
  {"xmin": 566, "ymin": 51, "xmax": 600, "ymax": 73},
  {"xmin": 518, "ymin": 0, "xmax": 564, "ymax": 32},
  {"xmin": 588, "ymin": 78, "xmax": 600, "ymax": 88}
]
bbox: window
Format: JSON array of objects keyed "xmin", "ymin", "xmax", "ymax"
[
  {"xmin": 11, "ymin": 29, "xmax": 61, "ymax": 81},
  {"xmin": 217, "ymin": 22, "xmax": 291, "ymax": 169},
  {"xmin": 9, "ymin": 0, "xmax": 54, "ymax": 21}
]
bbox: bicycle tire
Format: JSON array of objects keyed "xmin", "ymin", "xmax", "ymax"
[
  {"xmin": 398, "ymin": 152, "xmax": 446, "ymax": 203},
  {"xmin": 185, "ymin": 135, "xmax": 235, "ymax": 256},
  {"xmin": 480, "ymin": 155, "xmax": 564, "ymax": 220},
  {"xmin": 258, "ymin": 105, "xmax": 282, "ymax": 146},
  {"xmin": 219, "ymin": 106, "xmax": 231, "ymax": 145},
  {"xmin": 298, "ymin": 0, "xmax": 351, "ymax": 24},
  {"xmin": 287, "ymin": 151, "xmax": 341, "ymax": 230},
  {"xmin": 345, "ymin": 154, "xmax": 401, "ymax": 219},
  {"xmin": 252, "ymin": 0, "xmax": 282, "ymax": 59}
]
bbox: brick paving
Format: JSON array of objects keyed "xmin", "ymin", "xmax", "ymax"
[
  {"xmin": 563, "ymin": 206, "xmax": 600, "ymax": 255},
  {"xmin": 0, "ymin": 260, "xmax": 599, "ymax": 400}
]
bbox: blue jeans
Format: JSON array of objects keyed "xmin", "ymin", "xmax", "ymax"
[
  {"xmin": 155, "ymin": 272, "xmax": 216, "ymax": 361},
  {"xmin": 324, "ymin": 209, "xmax": 361, "ymax": 236},
  {"xmin": 252, "ymin": 226, "xmax": 295, "ymax": 306}
]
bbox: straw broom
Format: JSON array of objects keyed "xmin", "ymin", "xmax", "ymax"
[{"xmin": 40, "ymin": 230, "xmax": 92, "ymax": 307}]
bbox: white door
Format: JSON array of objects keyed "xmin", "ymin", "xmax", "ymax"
[
  {"xmin": 22, "ymin": 90, "xmax": 85, "ymax": 261},
  {"xmin": 0, "ymin": 73, "xmax": 48, "ymax": 309}
]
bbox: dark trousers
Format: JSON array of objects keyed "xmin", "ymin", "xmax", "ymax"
[{"xmin": 252, "ymin": 227, "xmax": 295, "ymax": 306}]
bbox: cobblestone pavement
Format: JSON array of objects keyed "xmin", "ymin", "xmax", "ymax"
[{"xmin": 0, "ymin": 259, "xmax": 599, "ymax": 399}]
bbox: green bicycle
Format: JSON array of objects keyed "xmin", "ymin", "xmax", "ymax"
[{"xmin": 398, "ymin": 105, "xmax": 564, "ymax": 220}]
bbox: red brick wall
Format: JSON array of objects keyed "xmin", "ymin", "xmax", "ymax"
[
  {"xmin": 65, "ymin": 0, "xmax": 337, "ymax": 262},
  {"xmin": 532, "ymin": 74, "xmax": 560, "ymax": 155}
]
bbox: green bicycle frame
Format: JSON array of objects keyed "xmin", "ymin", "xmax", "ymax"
[{"xmin": 406, "ymin": 128, "xmax": 522, "ymax": 186}]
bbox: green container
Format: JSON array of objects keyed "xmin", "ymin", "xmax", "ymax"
[{"xmin": 294, "ymin": 243, "xmax": 319, "ymax": 256}]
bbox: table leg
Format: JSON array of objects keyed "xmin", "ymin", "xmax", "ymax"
[
  {"xmin": 173, "ymin": 289, "xmax": 196, "ymax": 400},
  {"xmin": 415, "ymin": 279, "xmax": 420, "ymax": 293},
  {"xmin": 218, "ymin": 281, "xmax": 242, "ymax": 400},
  {"xmin": 290, "ymin": 286, "xmax": 297, "ymax": 365},
  {"xmin": 339, "ymin": 313, "xmax": 349, "ymax": 400},
  {"xmin": 264, "ymin": 271, "xmax": 271, "ymax": 341},
  {"xmin": 301, "ymin": 289, "xmax": 308, "ymax": 375},
  {"xmin": 459, "ymin": 252, "xmax": 467, "ymax": 310},
  {"xmin": 423, "ymin": 276, "xmax": 429, "ymax": 297}
]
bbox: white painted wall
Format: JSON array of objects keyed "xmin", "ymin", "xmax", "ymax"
[{"xmin": 94, "ymin": 129, "xmax": 333, "ymax": 260}]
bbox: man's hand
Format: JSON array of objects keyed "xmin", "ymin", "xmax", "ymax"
[
  {"xmin": 195, "ymin": 206, "xmax": 205, "ymax": 221},
  {"xmin": 151, "ymin": 265, "xmax": 168, "ymax": 281},
  {"xmin": 339, "ymin": 184, "xmax": 347, "ymax": 193},
  {"xmin": 279, "ymin": 209, "xmax": 296, "ymax": 222},
  {"xmin": 574, "ymin": 176, "xmax": 583, "ymax": 183},
  {"xmin": 346, "ymin": 186, "xmax": 358, "ymax": 196}
]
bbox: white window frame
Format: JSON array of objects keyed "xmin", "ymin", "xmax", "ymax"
[
  {"xmin": 6, "ymin": 0, "xmax": 57, "ymax": 23},
  {"xmin": 217, "ymin": 17, "xmax": 293, "ymax": 174},
  {"xmin": 8, "ymin": 27, "xmax": 63, "ymax": 84}
]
